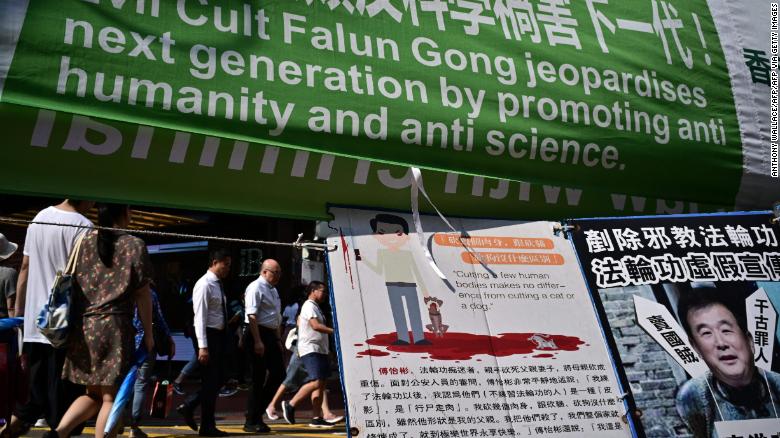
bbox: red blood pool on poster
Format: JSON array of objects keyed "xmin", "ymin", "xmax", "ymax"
[
  {"xmin": 356, "ymin": 349, "xmax": 390, "ymax": 357},
  {"xmin": 363, "ymin": 332, "xmax": 584, "ymax": 360}
]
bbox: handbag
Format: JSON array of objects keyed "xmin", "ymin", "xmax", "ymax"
[
  {"xmin": 36, "ymin": 233, "xmax": 86, "ymax": 348},
  {"xmin": 149, "ymin": 361, "xmax": 174, "ymax": 418},
  {"xmin": 284, "ymin": 326, "xmax": 298, "ymax": 351}
]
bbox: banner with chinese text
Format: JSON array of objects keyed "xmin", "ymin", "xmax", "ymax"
[
  {"xmin": 570, "ymin": 212, "xmax": 780, "ymax": 437},
  {"xmin": 0, "ymin": 0, "xmax": 776, "ymax": 211},
  {"xmin": 326, "ymin": 207, "xmax": 633, "ymax": 438}
]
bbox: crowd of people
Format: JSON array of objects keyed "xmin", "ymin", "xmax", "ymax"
[{"xmin": 0, "ymin": 199, "xmax": 343, "ymax": 438}]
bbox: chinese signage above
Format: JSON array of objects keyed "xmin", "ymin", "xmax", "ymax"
[
  {"xmin": 0, "ymin": 0, "xmax": 776, "ymax": 214},
  {"xmin": 571, "ymin": 211, "xmax": 780, "ymax": 437}
]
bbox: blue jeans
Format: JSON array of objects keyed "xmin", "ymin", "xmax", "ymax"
[
  {"xmin": 387, "ymin": 283, "xmax": 424, "ymax": 343},
  {"xmin": 180, "ymin": 335, "xmax": 199, "ymax": 377},
  {"xmin": 131, "ymin": 354, "xmax": 156, "ymax": 425}
]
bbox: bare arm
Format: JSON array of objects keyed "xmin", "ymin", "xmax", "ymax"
[
  {"xmin": 134, "ymin": 283, "xmax": 154, "ymax": 353},
  {"xmin": 309, "ymin": 318, "xmax": 334, "ymax": 335},
  {"xmin": 14, "ymin": 256, "xmax": 29, "ymax": 317},
  {"xmin": 248, "ymin": 314, "xmax": 264, "ymax": 355},
  {"xmin": 6, "ymin": 266, "xmax": 17, "ymax": 317},
  {"xmin": 6, "ymin": 295, "xmax": 15, "ymax": 318}
]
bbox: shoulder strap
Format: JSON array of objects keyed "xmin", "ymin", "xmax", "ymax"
[
  {"xmin": 306, "ymin": 299, "xmax": 322, "ymax": 314},
  {"xmin": 64, "ymin": 232, "xmax": 87, "ymax": 275}
]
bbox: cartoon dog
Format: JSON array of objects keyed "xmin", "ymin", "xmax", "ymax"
[
  {"xmin": 424, "ymin": 297, "xmax": 449, "ymax": 337},
  {"xmin": 528, "ymin": 333, "xmax": 558, "ymax": 350}
]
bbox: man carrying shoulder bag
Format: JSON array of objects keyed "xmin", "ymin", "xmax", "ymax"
[{"xmin": 1, "ymin": 200, "xmax": 93, "ymax": 438}]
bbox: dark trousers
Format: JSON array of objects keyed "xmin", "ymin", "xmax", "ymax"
[
  {"xmin": 0, "ymin": 331, "xmax": 20, "ymax": 421},
  {"xmin": 245, "ymin": 326, "xmax": 285, "ymax": 425},
  {"xmin": 15, "ymin": 342, "xmax": 83, "ymax": 429},
  {"xmin": 183, "ymin": 328, "xmax": 226, "ymax": 431}
]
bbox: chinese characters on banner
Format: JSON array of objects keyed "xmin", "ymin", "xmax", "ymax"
[
  {"xmin": 570, "ymin": 212, "xmax": 780, "ymax": 438},
  {"xmin": 326, "ymin": 208, "xmax": 632, "ymax": 437},
  {"xmin": 1, "ymin": 0, "xmax": 777, "ymax": 212},
  {"xmin": 747, "ymin": 288, "xmax": 777, "ymax": 371},
  {"xmin": 633, "ymin": 295, "xmax": 708, "ymax": 377}
]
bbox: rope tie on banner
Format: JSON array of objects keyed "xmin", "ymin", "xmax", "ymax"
[
  {"xmin": 410, "ymin": 167, "xmax": 448, "ymax": 281},
  {"xmin": 410, "ymin": 167, "xmax": 497, "ymax": 279},
  {"xmin": 0, "ymin": 217, "xmax": 335, "ymax": 252}
]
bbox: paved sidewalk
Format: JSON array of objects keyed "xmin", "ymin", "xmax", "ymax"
[
  {"xmin": 23, "ymin": 421, "xmax": 348, "ymax": 438},
  {"xmin": 18, "ymin": 385, "xmax": 349, "ymax": 438}
]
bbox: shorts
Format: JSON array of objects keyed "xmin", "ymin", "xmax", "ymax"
[
  {"xmin": 300, "ymin": 352, "xmax": 329, "ymax": 381},
  {"xmin": 282, "ymin": 347, "xmax": 309, "ymax": 392}
]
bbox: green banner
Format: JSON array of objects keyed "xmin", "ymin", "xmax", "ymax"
[
  {"xmin": 0, "ymin": 0, "xmax": 743, "ymax": 207},
  {"xmin": 0, "ymin": 102, "xmax": 727, "ymax": 220}
]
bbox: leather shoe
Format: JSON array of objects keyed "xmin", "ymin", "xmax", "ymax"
[
  {"xmin": 0, "ymin": 420, "xmax": 31, "ymax": 438},
  {"xmin": 198, "ymin": 428, "xmax": 229, "ymax": 437},
  {"xmin": 176, "ymin": 404, "xmax": 198, "ymax": 431},
  {"xmin": 243, "ymin": 423, "xmax": 271, "ymax": 433}
]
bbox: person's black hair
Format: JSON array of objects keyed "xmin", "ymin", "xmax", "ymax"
[
  {"xmin": 208, "ymin": 248, "xmax": 231, "ymax": 266},
  {"xmin": 306, "ymin": 281, "xmax": 327, "ymax": 296},
  {"xmin": 370, "ymin": 213, "xmax": 409, "ymax": 235},
  {"xmin": 677, "ymin": 286, "xmax": 749, "ymax": 339},
  {"xmin": 66, "ymin": 199, "xmax": 92, "ymax": 210},
  {"xmin": 97, "ymin": 204, "xmax": 128, "ymax": 268}
]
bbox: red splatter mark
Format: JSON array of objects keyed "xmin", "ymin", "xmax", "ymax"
[
  {"xmin": 354, "ymin": 344, "xmax": 364, "ymax": 347},
  {"xmin": 357, "ymin": 349, "xmax": 390, "ymax": 357},
  {"xmin": 533, "ymin": 354, "xmax": 554, "ymax": 358},
  {"xmin": 363, "ymin": 332, "xmax": 584, "ymax": 361}
]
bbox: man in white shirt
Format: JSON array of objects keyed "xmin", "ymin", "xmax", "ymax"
[
  {"xmin": 2, "ymin": 200, "xmax": 93, "ymax": 438},
  {"xmin": 282, "ymin": 281, "xmax": 334, "ymax": 428},
  {"xmin": 177, "ymin": 249, "xmax": 232, "ymax": 437},
  {"xmin": 243, "ymin": 259, "xmax": 284, "ymax": 434}
]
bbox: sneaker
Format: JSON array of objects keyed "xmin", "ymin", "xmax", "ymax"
[
  {"xmin": 281, "ymin": 401, "xmax": 296, "ymax": 424},
  {"xmin": 265, "ymin": 408, "xmax": 279, "ymax": 421},
  {"xmin": 308, "ymin": 418, "xmax": 334, "ymax": 428},
  {"xmin": 34, "ymin": 419, "xmax": 48, "ymax": 428},
  {"xmin": 172, "ymin": 382, "xmax": 186, "ymax": 395},
  {"xmin": 129, "ymin": 427, "xmax": 148, "ymax": 438},
  {"xmin": 324, "ymin": 415, "xmax": 344, "ymax": 425},
  {"xmin": 218, "ymin": 386, "xmax": 238, "ymax": 397},
  {"xmin": 237, "ymin": 383, "xmax": 250, "ymax": 391}
]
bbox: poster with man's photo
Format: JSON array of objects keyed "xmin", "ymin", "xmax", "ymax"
[
  {"xmin": 326, "ymin": 207, "xmax": 633, "ymax": 438},
  {"xmin": 569, "ymin": 212, "xmax": 780, "ymax": 437}
]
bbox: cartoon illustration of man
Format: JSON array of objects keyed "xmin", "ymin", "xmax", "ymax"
[{"xmin": 360, "ymin": 213, "xmax": 433, "ymax": 345}]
